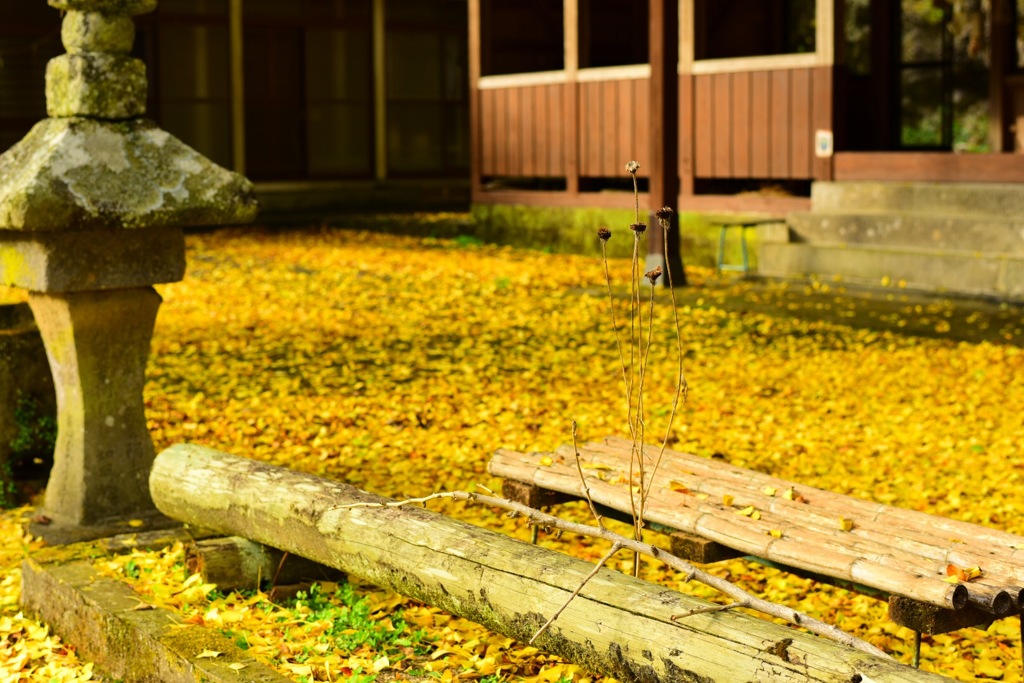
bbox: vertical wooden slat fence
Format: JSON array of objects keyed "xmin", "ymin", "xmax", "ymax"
[
  {"xmin": 479, "ymin": 83, "xmax": 569, "ymax": 178},
  {"xmin": 691, "ymin": 66, "xmax": 831, "ymax": 181},
  {"xmin": 577, "ymin": 77, "xmax": 650, "ymax": 178},
  {"xmin": 479, "ymin": 75, "xmax": 651, "ymax": 182}
]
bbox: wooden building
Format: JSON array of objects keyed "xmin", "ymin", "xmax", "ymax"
[
  {"xmin": 470, "ymin": 0, "xmax": 1024, "ymax": 215},
  {"xmin": 6, "ymin": 0, "xmax": 1024, "ymax": 228},
  {"xmin": 0, "ymin": 0, "xmax": 470, "ymax": 213}
]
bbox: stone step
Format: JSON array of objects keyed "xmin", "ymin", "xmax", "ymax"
[
  {"xmin": 759, "ymin": 242, "xmax": 1024, "ymax": 301},
  {"xmin": 811, "ymin": 181, "xmax": 1024, "ymax": 220},
  {"xmin": 788, "ymin": 212, "xmax": 1024, "ymax": 255}
]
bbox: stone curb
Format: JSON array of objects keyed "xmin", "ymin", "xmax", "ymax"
[{"xmin": 21, "ymin": 542, "xmax": 291, "ymax": 682}]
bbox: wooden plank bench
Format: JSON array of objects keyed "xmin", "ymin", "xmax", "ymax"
[{"xmin": 489, "ymin": 436, "xmax": 1024, "ymax": 664}]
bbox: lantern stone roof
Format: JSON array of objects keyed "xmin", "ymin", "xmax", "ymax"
[
  {"xmin": 0, "ymin": 0, "xmax": 257, "ymax": 233},
  {"xmin": 0, "ymin": 118, "xmax": 257, "ymax": 231}
]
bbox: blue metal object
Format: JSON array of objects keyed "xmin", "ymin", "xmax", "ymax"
[{"xmin": 717, "ymin": 223, "xmax": 752, "ymax": 273}]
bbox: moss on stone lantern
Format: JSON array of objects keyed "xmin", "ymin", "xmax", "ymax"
[{"xmin": 0, "ymin": 0, "xmax": 257, "ymax": 536}]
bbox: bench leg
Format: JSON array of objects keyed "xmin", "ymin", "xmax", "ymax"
[
  {"xmin": 717, "ymin": 227, "xmax": 727, "ymax": 273},
  {"xmin": 740, "ymin": 228, "xmax": 749, "ymax": 273},
  {"xmin": 912, "ymin": 630, "xmax": 921, "ymax": 668}
]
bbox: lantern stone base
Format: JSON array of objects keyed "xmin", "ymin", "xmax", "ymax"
[{"xmin": 29, "ymin": 287, "xmax": 162, "ymax": 527}]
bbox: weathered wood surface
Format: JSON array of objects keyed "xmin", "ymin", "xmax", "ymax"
[
  {"xmin": 185, "ymin": 536, "xmax": 344, "ymax": 593},
  {"xmin": 490, "ymin": 438, "xmax": 1024, "ymax": 616},
  {"xmin": 150, "ymin": 443, "xmax": 949, "ymax": 683}
]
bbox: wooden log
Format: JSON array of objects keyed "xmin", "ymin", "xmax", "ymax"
[
  {"xmin": 150, "ymin": 443, "xmax": 948, "ymax": 683},
  {"xmin": 185, "ymin": 536, "xmax": 344, "ymax": 593}
]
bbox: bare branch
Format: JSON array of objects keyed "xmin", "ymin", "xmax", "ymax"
[
  {"xmin": 529, "ymin": 542, "xmax": 623, "ymax": 644},
  {"xmin": 670, "ymin": 601, "xmax": 745, "ymax": 621},
  {"xmin": 572, "ymin": 421, "xmax": 604, "ymax": 529},
  {"xmin": 336, "ymin": 490, "xmax": 892, "ymax": 660}
]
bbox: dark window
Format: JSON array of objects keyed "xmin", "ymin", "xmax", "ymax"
[
  {"xmin": 149, "ymin": 0, "xmax": 233, "ymax": 169},
  {"xmin": 242, "ymin": 0, "xmax": 374, "ymax": 181},
  {"xmin": 579, "ymin": 0, "xmax": 647, "ymax": 69},
  {"xmin": 386, "ymin": 0, "xmax": 468, "ymax": 176},
  {"xmin": 844, "ymin": 0, "xmax": 871, "ymax": 76},
  {"xmin": 0, "ymin": 4, "xmax": 62, "ymax": 153},
  {"xmin": 480, "ymin": 0, "xmax": 563, "ymax": 75},
  {"xmin": 695, "ymin": 0, "xmax": 815, "ymax": 60},
  {"xmin": 898, "ymin": 0, "xmax": 989, "ymax": 152}
]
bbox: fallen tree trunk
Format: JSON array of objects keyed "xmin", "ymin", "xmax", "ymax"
[{"xmin": 150, "ymin": 443, "xmax": 949, "ymax": 683}]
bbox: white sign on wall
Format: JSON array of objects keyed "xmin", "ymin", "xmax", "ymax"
[{"xmin": 815, "ymin": 129, "xmax": 834, "ymax": 158}]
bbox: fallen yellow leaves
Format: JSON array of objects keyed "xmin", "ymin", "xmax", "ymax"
[
  {"xmin": 944, "ymin": 564, "xmax": 983, "ymax": 583},
  {"xmin": 737, "ymin": 505, "xmax": 761, "ymax": 520},
  {"xmin": 1, "ymin": 225, "xmax": 1023, "ymax": 681}
]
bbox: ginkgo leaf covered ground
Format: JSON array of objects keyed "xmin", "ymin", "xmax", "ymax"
[{"xmin": 2, "ymin": 221, "xmax": 1024, "ymax": 682}]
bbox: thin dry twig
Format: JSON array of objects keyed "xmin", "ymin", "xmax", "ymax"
[
  {"xmin": 670, "ymin": 601, "xmax": 745, "ymax": 620},
  {"xmin": 529, "ymin": 542, "xmax": 623, "ymax": 644},
  {"xmin": 571, "ymin": 420, "xmax": 604, "ymax": 529},
  {"xmin": 336, "ymin": 490, "xmax": 892, "ymax": 660},
  {"xmin": 598, "ymin": 233, "xmax": 634, "ymax": 440},
  {"xmin": 647, "ymin": 209, "xmax": 688, "ymax": 493}
]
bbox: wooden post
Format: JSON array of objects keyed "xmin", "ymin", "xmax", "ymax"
[
  {"xmin": 648, "ymin": 0, "xmax": 686, "ymax": 285},
  {"xmin": 150, "ymin": 444, "xmax": 947, "ymax": 683},
  {"xmin": 563, "ymin": 0, "xmax": 579, "ymax": 195},
  {"xmin": 990, "ymin": 0, "xmax": 1013, "ymax": 151},
  {"xmin": 468, "ymin": 0, "xmax": 483, "ymax": 199},
  {"xmin": 678, "ymin": 0, "xmax": 695, "ymax": 200},
  {"xmin": 373, "ymin": 0, "xmax": 388, "ymax": 180},
  {"xmin": 229, "ymin": 0, "xmax": 245, "ymax": 176}
]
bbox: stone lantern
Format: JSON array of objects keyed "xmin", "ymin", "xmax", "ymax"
[{"xmin": 0, "ymin": 0, "xmax": 257, "ymax": 538}]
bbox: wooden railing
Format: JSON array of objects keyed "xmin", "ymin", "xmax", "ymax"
[
  {"xmin": 689, "ymin": 64, "xmax": 831, "ymax": 181},
  {"xmin": 477, "ymin": 65, "xmax": 651, "ymax": 182}
]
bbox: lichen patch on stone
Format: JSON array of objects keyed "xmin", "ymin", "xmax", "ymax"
[{"xmin": 0, "ymin": 118, "xmax": 257, "ymax": 232}]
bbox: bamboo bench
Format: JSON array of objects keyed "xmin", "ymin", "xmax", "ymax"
[{"xmin": 489, "ymin": 436, "xmax": 1024, "ymax": 663}]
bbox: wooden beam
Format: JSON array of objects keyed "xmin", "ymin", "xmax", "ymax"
[
  {"xmin": 990, "ymin": 0, "xmax": 1014, "ymax": 151},
  {"xmin": 373, "ymin": 0, "xmax": 387, "ymax": 180},
  {"xmin": 815, "ymin": 0, "xmax": 835, "ymax": 66},
  {"xmin": 563, "ymin": 0, "xmax": 579, "ymax": 194},
  {"xmin": 228, "ymin": 0, "xmax": 245, "ymax": 176},
  {"xmin": 150, "ymin": 444, "xmax": 949, "ymax": 683},
  {"xmin": 834, "ymin": 152, "xmax": 1024, "ymax": 182},
  {"xmin": 648, "ymin": 0, "xmax": 686, "ymax": 285},
  {"xmin": 468, "ymin": 0, "xmax": 482, "ymax": 195}
]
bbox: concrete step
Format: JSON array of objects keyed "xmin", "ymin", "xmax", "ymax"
[
  {"xmin": 811, "ymin": 181, "xmax": 1024, "ymax": 220},
  {"xmin": 759, "ymin": 242, "xmax": 1024, "ymax": 300},
  {"xmin": 788, "ymin": 212, "xmax": 1024, "ymax": 255}
]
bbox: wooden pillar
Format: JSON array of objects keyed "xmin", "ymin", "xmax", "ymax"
[
  {"xmin": 647, "ymin": 0, "xmax": 686, "ymax": 286},
  {"xmin": 468, "ymin": 0, "xmax": 483, "ymax": 198},
  {"xmin": 229, "ymin": 0, "xmax": 245, "ymax": 176},
  {"xmin": 563, "ymin": 0, "xmax": 579, "ymax": 195},
  {"xmin": 373, "ymin": 0, "xmax": 388, "ymax": 180},
  {"xmin": 813, "ymin": 0, "xmax": 838, "ymax": 181},
  {"xmin": 991, "ymin": 0, "xmax": 1014, "ymax": 151},
  {"xmin": 678, "ymin": 0, "xmax": 694, "ymax": 199}
]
